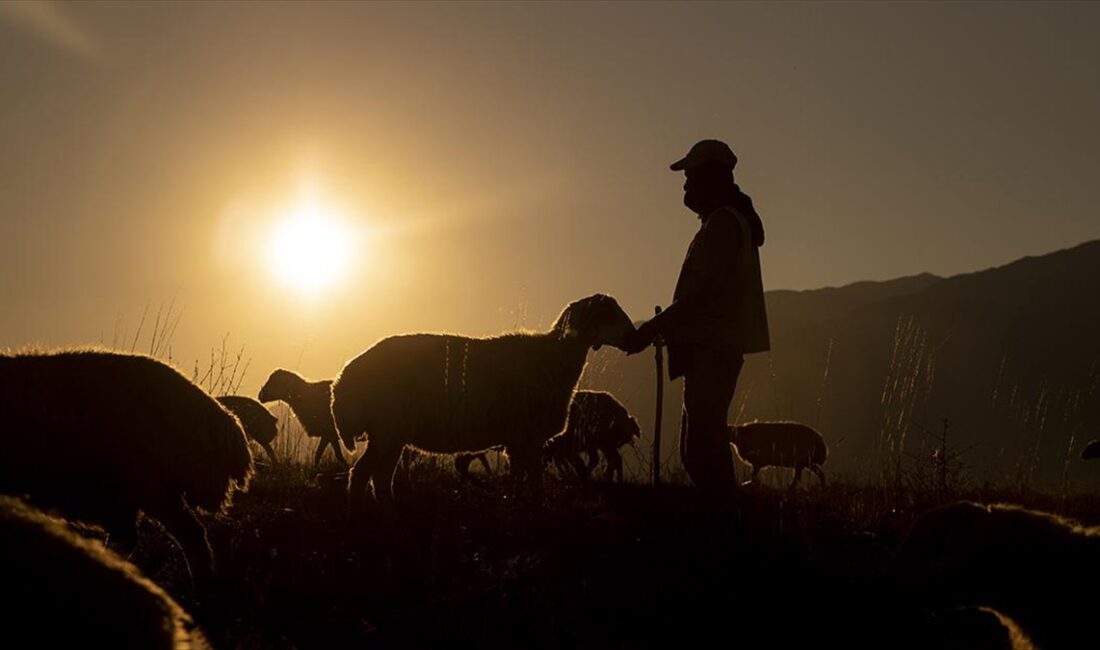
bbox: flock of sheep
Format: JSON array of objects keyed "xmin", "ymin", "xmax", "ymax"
[{"xmin": 0, "ymin": 291, "xmax": 1095, "ymax": 648}]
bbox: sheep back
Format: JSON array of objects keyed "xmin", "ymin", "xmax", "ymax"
[
  {"xmin": 217, "ymin": 395, "xmax": 278, "ymax": 447},
  {"xmin": 333, "ymin": 332, "xmax": 585, "ymax": 454},
  {"xmin": 728, "ymin": 421, "xmax": 828, "ymax": 468},
  {"xmin": 0, "ymin": 350, "xmax": 253, "ymax": 516},
  {"xmin": 0, "ymin": 495, "xmax": 208, "ymax": 649}
]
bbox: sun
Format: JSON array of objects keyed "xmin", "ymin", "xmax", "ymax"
[{"xmin": 266, "ymin": 196, "xmax": 356, "ymax": 297}]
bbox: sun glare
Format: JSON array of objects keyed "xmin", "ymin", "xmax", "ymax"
[{"xmin": 267, "ymin": 197, "xmax": 356, "ymax": 297}]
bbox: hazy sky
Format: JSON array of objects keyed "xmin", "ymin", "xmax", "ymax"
[{"xmin": 2, "ymin": 1, "xmax": 1098, "ymax": 390}]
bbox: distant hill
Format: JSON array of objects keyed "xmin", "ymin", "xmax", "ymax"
[{"xmin": 583, "ymin": 240, "xmax": 1100, "ymax": 487}]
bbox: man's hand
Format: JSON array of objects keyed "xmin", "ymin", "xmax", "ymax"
[{"xmin": 621, "ymin": 319, "xmax": 660, "ymax": 355}]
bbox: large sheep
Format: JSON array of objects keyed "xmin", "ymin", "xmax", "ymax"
[
  {"xmin": 332, "ymin": 294, "xmax": 635, "ymax": 505},
  {"xmin": 0, "ymin": 349, "xmax": 253, "ymax": 590},
  {"xmin": 258, "ymin": 369, "xmax": 349, "ymax": 468},
  {"xmin": 727, "ymin": 420, "xmax": 828, "ymax": 487},
  {"xmin": 217, "ymin": 395, "xmax": 278, "ymax": 463},
  {"xmin": 884, "ymin": 501, "xmax": 1098, "ymax": 650},
  {"xmin": 544, "ymin": 390, "xmax": 640, "ymax": 482},
  {"xmin": 0, "ymin": 495, "xmax": 209, "ymax": 649}
]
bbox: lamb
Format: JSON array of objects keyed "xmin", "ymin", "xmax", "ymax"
[
  {"xmin": 0, "ymin": 495, "xmax": 209, "ymax": 649},
  {"xmin": 727, "ymin": 420, "xmax": 828, "ymax": 487},
  {"xmin": 331, "ymin": 294, "xmax": 636, "ymax": 505},
  {"xmin": 544, "ymin": 390, "xmax": 641, "ymax": 482},
  {"xmin": 258, "ymin": 368, "xmax": 349, "ymax": 468},
  {"xmin": 1080, "ymin": 439, "xmax": 1100, "ymax": 460},
  {"xmin": 0, "ymin": 349, "xmax": 253, "ymax": 591},
  {"xmin": 883, "ymin": 501, "xmax": 1099, "ymax": 650},
  {"xmin": 217, "ymin": 395, "xmax": 279, "ymax": 463}
]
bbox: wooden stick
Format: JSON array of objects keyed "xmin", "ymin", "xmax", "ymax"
[{"xmin": 652, "ymin": 306, "xmax": 664, "ymax": 487}]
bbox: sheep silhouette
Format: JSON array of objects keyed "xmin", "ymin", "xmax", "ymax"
[
  {"xmin": 545, "ymin": 390, "xmax": 640, "ymax": 482},
  {"xmin": 727, "ymin": 420, "xmax": 828, "ymax": 487},
  {"xmin": 217, "ymin": 395, "xmax": 278, "ymax": 464},
  {"xmin": 0, "ymin": 349, "xmax": 253, "ymax": 591},
  {"xmin": 0, "ymin": 495, "xmax": 209, "ymax": 649},
  {"xmin": 258, "ymin": 369, "xmax": 349, "ymax": 468},
  {"xmin": 332, "ymin": 294, "xmax": 636, "ymax": 506},
  {"xmin": 884, "ymin": 501, "xmax": 1096, "ymax": 650}
]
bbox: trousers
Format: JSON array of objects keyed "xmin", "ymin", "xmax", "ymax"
[{"xmin": 678, "ymin": 348, "xmax": 744, "ymax": 494}]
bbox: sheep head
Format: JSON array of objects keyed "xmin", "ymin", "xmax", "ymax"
[
  {"xmin": 554, "ymin": 294, "xmax": 636, "ymax": 351},
  {"xmin": 258, "ymin": 368, "xmax": 301, "ymax": 403}
]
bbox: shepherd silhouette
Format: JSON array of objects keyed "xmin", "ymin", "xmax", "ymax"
[{"xmin": 624, "ymin": 139, "xmax": 770, "ymax": 496}]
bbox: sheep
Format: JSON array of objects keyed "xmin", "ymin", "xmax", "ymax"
[
  {"xmin": 883, "ymin": 501, "xmax": 1099, "ymax": 650},
  {"xmin": 332, "ymin": 293, "xmax": 636, "ymax": 505},
  {"xmin": 727, "ymin": 420, "xmax": 828, "ymax": 488},
  {"xmin": 0, "ymin": 349, "xmax": 253, "ymax": 591},
  {"xmin": 258, "ymin": 368, "xmax": 349, "ymax": 468},
  {"xmin": 0, "ymin": 495, "xmax": 209, "ymax": 649},
  {"xmin": 397, "ymin": 445, "xmax": 500, "ymax": 483},
  {"xmin": 544, "ymin": 390, "xmax": 641, "ymax": 482},
  {"xmin": 217, "ymin": 395, "xmax": 278, "ymax": 463},
  {"xmin": 1080, "ymin": 439, "xmax": 1100, "ymax": 460}
]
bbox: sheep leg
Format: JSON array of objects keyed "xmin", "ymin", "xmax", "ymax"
[
  {"xmin": 260, "ymin": 440, "xmax": 277, "ymax": 464},
  {"xmin": 348, "ymin": 446, "xmax": 375, "ymax": 512},
  {"xmin": 566, "ymin": 452, "xmax": 588, "ymax": 481},
  {"xmin": 745, "ymin": 465, "xmax": 760, "ymax": 486},
  {"xmin": 586, "ymin": 450, "xmax": 601, "ymax": 478},
  {"xmin": 811, "ymin": 465, "xmax": 827, "ymax": 487},
  {"xmin": 329, "ymin": 437, "xmax": 350, "ymax": 467},
  {"xmin": 313, "ymin": 439, "xmax": 330, "ymax": 468},
  {"xmin": 552, "ymin": 455, "xmax": 572, "ymax": 479},
  {"xmin": 516, "ymin": 449, "xmax": 545, "ymax": 504},
  {"xmin": 475, "ymin": 453, "xmax": 492, "ymax": 475},
  {"xmin": 602, "ymin": 446, "xmax": 623, "ymax": 482},
  {"xmin": 368, "ymin": 442, "xmax": 405, "ymax": 504},
  {"xmin": 146, "ymin": 496, "xmax": 215, "ymax": 592}
]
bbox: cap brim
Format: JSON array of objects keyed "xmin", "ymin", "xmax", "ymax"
[{"xmin": 669, "ymin": 156, "xmax": 689, "ymax": 171}]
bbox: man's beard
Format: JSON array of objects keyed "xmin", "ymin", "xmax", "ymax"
[{"xmin": 683, "ymin": 189, "xmax": 709, "ymax": 215}]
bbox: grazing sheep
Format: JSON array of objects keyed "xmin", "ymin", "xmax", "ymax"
[
  {"xmin": 258, "ymin": 369, "xmax": 348, "ymax": 468},
  {"xmin": 332, "ymin": 294, "xmax": 636, "ymax": 505},
  {"xmin": 217, "ymin": 395, "xmax": 278, "ymax": 463},
  {"xmin": 727, "ymin": 420, "xmax": 828, "ymax": 487},
  {"xmin": 0, "ymin": 495, "xmax": 209, "ymax": 649},
  {"xmin": 0, "ymin": 349, "xmax": 253, "ymax": 590},
  {"xmin": 544, "ymin": 390, "xmax": 640, "ymax": 482},
  {"xmin": 1081, "ymin": 439, "xmax": 1100, "ymax": 460},
  {"xmin": 884, "ymin": 501, "xmax": 1098, "ymax": 650}
]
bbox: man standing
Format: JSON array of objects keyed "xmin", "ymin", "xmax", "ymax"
[{"xmin": 625, "ymin": 139, "xmax": 770, "ymax": 495}]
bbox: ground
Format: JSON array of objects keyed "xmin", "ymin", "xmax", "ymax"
[{"xmin": 125, "ymin": 461, "xmax": 1100, "ymax": 649}]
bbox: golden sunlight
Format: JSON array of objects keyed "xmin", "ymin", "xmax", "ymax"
[{"xmin": 266, "ymin": 195, "xmax": 356, "ymax": 297}]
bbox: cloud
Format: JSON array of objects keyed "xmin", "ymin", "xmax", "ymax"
[{"xmin": 0, "ymin": 1, "xmax": 100, "ymax": 60}]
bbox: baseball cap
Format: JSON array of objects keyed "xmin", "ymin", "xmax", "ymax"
[{"xmin": 670, "ymin": 139, "xmax": 738, "ymax": 171}]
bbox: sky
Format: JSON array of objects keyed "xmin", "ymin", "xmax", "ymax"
[{"xmin": 1, "ymin": 1, "xmax": 1098, "ymax": 391}]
